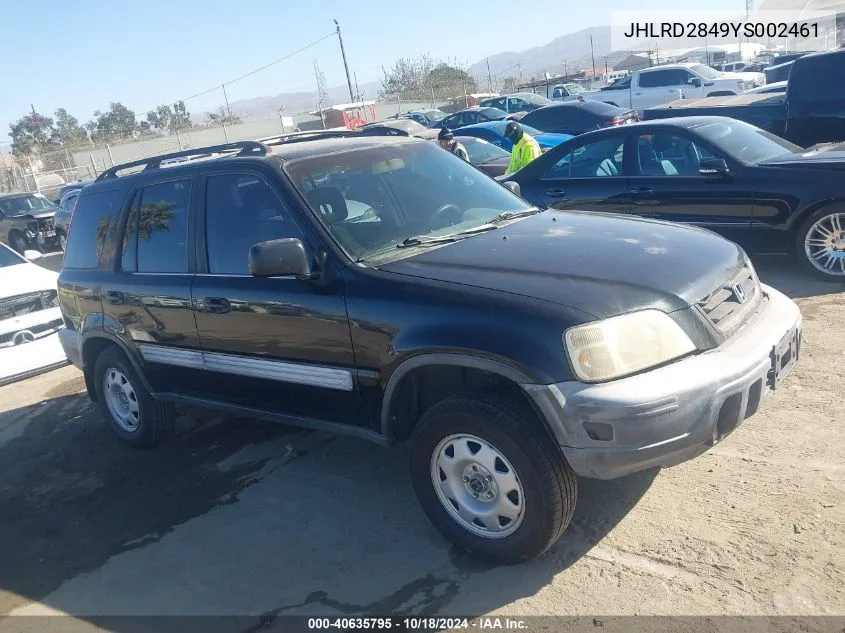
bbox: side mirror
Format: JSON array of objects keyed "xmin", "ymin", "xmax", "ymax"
[
  {"xmin": 688, "ymin": 77, "xmax": 702, "ymax": 87},
  {"xmin": 699, "ymin": 158, "xmax": 730, "ymax": 178},
  {"xmin": 248, "ymin": 238, "xmax": 313, "ymax": 279},
  {"xmin": 502, "ymin": 181, "xmax": 521, "ymax": 196},
  {"xmin": 23, "ymin": 249, "xmax": 43, "ymax": 261}
]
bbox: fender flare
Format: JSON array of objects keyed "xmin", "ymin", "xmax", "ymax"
[
  {"xmin": 379, "ymin": 353, "xmax": 534, "ymax": 437},
  {"xmin": 79, "ymin": 330, "xmax": 155, "ymax": 398}
]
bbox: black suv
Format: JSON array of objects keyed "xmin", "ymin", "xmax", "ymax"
[{"xmin": 58, "ymin": 138, "xmax": 802, "ymax": 563}]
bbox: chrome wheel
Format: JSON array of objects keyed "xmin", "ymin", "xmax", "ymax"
[
  {"xmin": 804, "ymin": 212, "xmax": 845, "ymax": 277},
  {"xmin": 103, "ymin": 368, "xmax": 140, "ymax": 432},
  {"xmin": 430, "ymin": 434, "xmax": 525, "ymax": 539}
]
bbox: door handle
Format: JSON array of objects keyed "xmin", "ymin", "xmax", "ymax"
[
  {"xmin": 633, "ymin": 92, "xmax": 642, "ymax": 96},
  {"xmin": 105, "ymin": 290, "xmax": 124, "ymax": 305},
  {"xmin": 202, "ymin": 297, "xmax": 230, "ymax": 314},
  {"xmin": 630, "ymin": 187, "xmax": 655, "ymax": 195},
  {"xmin": 545, "ymin": 188, "xmax": 567, "ymax": 198}
]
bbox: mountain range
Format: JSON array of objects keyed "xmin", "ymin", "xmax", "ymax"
[{"xmin": 222, "ymin": 26, "xmax": 620, "ymax": 121}]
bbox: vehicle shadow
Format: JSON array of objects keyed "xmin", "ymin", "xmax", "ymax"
[
  {"xmin": 0, "ymin": 384, "xmax": 656, "ymax": 625},
  {"xmin": 751, "ymin": 254, "xmax": 844, "ymax": 300}
]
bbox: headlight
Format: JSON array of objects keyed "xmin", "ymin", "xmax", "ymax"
[{"xmin": 563, "ymin": 310, "xmax": 696, "ymax": 382}]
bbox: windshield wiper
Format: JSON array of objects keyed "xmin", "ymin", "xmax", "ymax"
[
  {"xmin": 397, "ymin": 224, "xmax": 499, "ymax": 249},
  {"xmin": 489, "ymin": 207, "xmax": 542, "ymax": 224}
]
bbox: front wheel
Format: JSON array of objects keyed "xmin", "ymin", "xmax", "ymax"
[
  {"xmin": 410, "ymin": 393, "xmax": 577, "ymax": 564},
  {"xmin": 796, "ymin": 206, "xmax": 845, "ymax": 281},
  {"xmin": 9, "ymin": 232, "xmax": 28, "ymax": 254}
]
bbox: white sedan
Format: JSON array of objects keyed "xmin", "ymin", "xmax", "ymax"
[{"xmin": 0, "ymin": 244, "xmax": 69, "ymax": 385}]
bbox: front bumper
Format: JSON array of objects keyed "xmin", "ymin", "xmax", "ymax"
[{"xmin": 523, "ymin": 285, "xmax": 801, "ymax": 480}]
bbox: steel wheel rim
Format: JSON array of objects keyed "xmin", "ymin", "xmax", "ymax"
[
  {"xmin": 805, "ymin": 212, "xmax": 845, "ymax": 277},
  {"xmin": 430, "ymin": 433, "xmax": 525, "ymax": 539},
  {"xmin": 103, "ymin": 367, "xmax": 140, "ymax": 432}
]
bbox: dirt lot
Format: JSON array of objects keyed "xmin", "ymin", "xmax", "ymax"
[{"xmin": 0, "ymin": 255, "xmax": 842, "ymax": 628}]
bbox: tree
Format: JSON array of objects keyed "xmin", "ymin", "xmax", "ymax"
[
  {"xmin": 206, "ymin": 107, "xmax": 240, "ymax": 126},
  {"xmin": 8, "ymin": 111, "xmax": 58, "ymax": 156},
  {"xmin": 146, "ymin": 105, "xmax": 171, "ymax": 134},
  {"xmin": 170, "ymin": 101, "xmax": 192, "ymax": 133},
  {"xmin": 53, "ymin": 108, "xmax": 89, "ymax": 147},
  {"xmin": 502, "ymin": 77, "xmax": 518, "ymax": 92},
  {"xmin": 89, "ymin": 102, "xmax": 137, "ymax": 142},
  {"xmin": 378, "ymin": 56, "xmax": 477, "ymax": 101}
]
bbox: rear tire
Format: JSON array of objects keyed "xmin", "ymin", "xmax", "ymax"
[
  {"xmin": 410, "ymin": 393, "xmax": 577, "ymax": 564},
  {"xmin": 795, "ymin": 205, "xmax": 845, "ymax": 282},
  {"xmin": 93, "ymin": 347, "xmax": 175, "ymax": 448}
]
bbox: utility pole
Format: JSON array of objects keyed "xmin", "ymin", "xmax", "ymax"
[
  {"xmin": 517, "ymin": 63, "xmax": 523, "ymax": 84},
  {"xmin": 486, "ymin": 57, "xmax": 493, "ymax": 92},
  {"xmin": 221, "ymin": 84, "xmax": 231, "ymax": 118},
  {"xmin": 603, "ymin": 55, "xmax": 609, "ymax": 76},
  {"xmin": 31, "ymin": 104, "xmax": 37, "ymax": 117},
  {"xmin": 590, "ymin": 35, "xmax": 597, "ymax": 84},
  {"xmin": 563, "ymin": 59, "xmax": 568, "ymax": 78},
  {"xmin": 334, "ymin": 19, "xmax": 355, "ymax": 103},
  {"xmin": 314, "ymin": 59, "xmax": 328, "ymax": 128},
  {"xmin": 354, "ymin": 72, "xmax": 361, "ymax": 102}
]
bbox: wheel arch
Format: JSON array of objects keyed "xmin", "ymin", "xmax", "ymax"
[
  {"xmin": 705, "ymin": 90, "xmax": 737, "ymax": 97},
  {"xmin": 380, "ymin": 353, "xmax": 546, "ymax": 442},
  {"xmin": 80, "ymin": 331, "xmax": 154, "ymax": 401}
]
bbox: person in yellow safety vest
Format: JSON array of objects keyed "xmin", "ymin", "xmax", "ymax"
[
  {"xmin": 437, "ymin": 128, "xmax": 469, "ymax": 161},
  {"xmin": 503, "ymin": 121, "xmax": 541, "ymax": 175}
]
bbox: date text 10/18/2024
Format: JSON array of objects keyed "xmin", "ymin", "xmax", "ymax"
[
  {"xmin": 622, "ymin": 21, "xmax": 819, "ymax": 38},
  {"xmin": 307, "ymin": 617, "xmax": 528, "ymax": 630}
]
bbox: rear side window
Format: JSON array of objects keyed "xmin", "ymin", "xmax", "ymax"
[
  {"xmin": 638, "ymin": 70, "xmax": 673, "ymax": 87},
  {"xmin": 63, "ymin": 189, "xmax": 124, "ymax": 269},
  {"xmin": 134, "ymin": 179, "xmax": 193, "ymax": 273}
]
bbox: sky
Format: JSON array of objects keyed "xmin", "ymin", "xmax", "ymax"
[{"xmin": 0, "ymin": 0, "xmax": 748, "ymax": 145}]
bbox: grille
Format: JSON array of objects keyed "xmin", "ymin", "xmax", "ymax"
[
  {"xmin": 0, "ymin": 291, "xmax": 58, "ymax": 320},
  {"xmin": 0, "ymin": 318, "xmax": 64, "ymax": 346},
  {"xmin": 698, "ymin": 262, "xmax": 762, "ymax": 337}
]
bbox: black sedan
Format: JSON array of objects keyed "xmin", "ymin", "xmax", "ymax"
[
  {"xmin": 520, "ymin": 101, "xmax": 638, "ymax": 136},
  {"xmin": 504, "ymin": 116, "xmax": 845, "ymax": 281},
  {"xmin": 433, "ymin": 107, "xmax": 508, "ymax": 129}
]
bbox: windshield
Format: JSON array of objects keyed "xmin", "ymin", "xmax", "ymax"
[
  {"xmin": 285, "ymin": 141, "xmax": 531, "ymax": 264},
  {"xmin": 480, "ymin": 107, "xmax": 508, "ymax": 119},
  {"xmin": 423, "ymin": 110, "xmax": 445, "ymax": 121},
  {"xmin": 459, "ymin": 137, "xmax": 511, "ymax": 164},
  {"xmin": 524, "ymin": 93, "xmax": 553, "ymax": 105},
  {"xmin": 691, "ymin": 64, "xmax": 722, "ymax": 79},
  {"xmin": 0, "ymin": 245, "xmax": 26, "ymax": 268},
  {"xmin": 0, "ymin": 194, "xmax": 54, "ymax": 216},
  {"xmin": 565, "ymin": 84, "xmax": 585, "ymax": 94},
  {"xmin": 693, "ymin": 120, "xmax": 802, "ymax": 163}
]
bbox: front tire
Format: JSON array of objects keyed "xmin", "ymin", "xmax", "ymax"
[
  {"xmin": 796, "ymin": 206, "xmax": 845, "ymax": 282},
  {"xmin": 93, "ymin": 347, "xmax": 175, "ymax": 448},
  {"xmin": 410, "ymin": 393, "xmax": 577, "ymax": 564},
  {"xmin": 9, "ymin": 232, "xmax": 27, "ymax": 254}
]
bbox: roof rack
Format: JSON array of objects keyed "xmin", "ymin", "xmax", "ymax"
[
  {"xmin": 258, "ymin": 126, "xmax": 406, "ymax": 149},
  {"xmin": 95, "ymin": 141, "xmax": 268, "ymax": 181}
]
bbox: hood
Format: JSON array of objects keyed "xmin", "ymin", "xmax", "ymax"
[
  {"xmin": 536, "ymin": 133, "xmax": 573, "ymax": 149},
  {"xmin": 759, "ymin": 147, "xmax": 845, "ymax": 168},
  {"xmin": 380, "ymin": 211, "xmax": 744, "ymax": 318},
  {"xmin": 0, "ymin": 262, "xmax": 58, "ymax": 299},
  {"xmin": 725, "ymin": 71, "xmax": 765, "ymax": 81}
]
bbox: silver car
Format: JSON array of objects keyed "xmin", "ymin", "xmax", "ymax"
[
  {"xmin": 0, "ymin": 192, "xmax": 61, "ymax": 254},
  {"xmin": 54, "ymin": 188, "xmax": 84, "ymax": 251}
]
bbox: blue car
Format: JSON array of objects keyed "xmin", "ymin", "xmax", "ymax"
[{"xmin": 453, "ymin": 121, "xmax": 573, "ymax": 152}]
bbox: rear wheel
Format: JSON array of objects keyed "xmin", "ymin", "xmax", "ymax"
[
  {"xmin": 796, "ymin": 206, "xmax": 845, "ymax": 282},
  {"xmin": 93, "ymin": 347, "xmax": 174, "ymax": 448},
  {"xmin": 410, "ymin": 393, "xmax": 577, "ymax": 564}
]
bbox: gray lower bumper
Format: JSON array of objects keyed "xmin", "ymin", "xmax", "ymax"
[
  {"xmin": 58, "ymin": 328, "xmax": 82, "ymax": 368},
  {"xmin": 523, "ymin": 285, "xmax": 802, "ymax": 480}
]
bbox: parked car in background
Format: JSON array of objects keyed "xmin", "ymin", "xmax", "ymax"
[
  {"xmin": 57, "ymin": 138, "xmax": 801, "ymax": 563},
  {"xmin": 0, "ymin": 192, "xmax": 61, "ymax": 254},
  {"xmin": 764, "ymin": 52, "xmax": 812, "ymax": 83},
  {"xmin": 0, "ymin": 243, "xmax": 68, "ymax": 386},
  {"xmin": 478, "ymin": 93, "xmax": 553, "ymax": 114},
  {"xmin": 520, "ymin": 101, "xmax": 638, "ymax": 136},
  {"xmin": 453, "ymin": 121, "xmax": 573, "ymax": 151},
  {"xmin": 53, "ymin": 180, "xmax": 93, "ymax": 205},
  {"xmin": 503, "ymin": 115, "xmax": 845, "ymax": 281},
  {"xmin": 434, "ymin": 107, "xmax": 509, "ymax": 129},
  {"xmin": 54, "ymin": 187, "xmax": 84, "ymax": 251},
  {"xmin": 645, "ymin": 50, "xmax": 845, "ymax": 148},
  {"xmin": 744, "ymin": 81, "xmax": 787, "ymax": 94},
  {"xmin": 452, "ymin": 136, "xmax": 512, "ymax": 177},
  {"xmin": 401, "ymin": 109, "xmax": 446, "ymax": 127},
  {"xmin": 582, "ymin": 63, "xmax": 766, "ymax": 112},
  {"xmin": 720, "ymin": 61, "xmax": 747, "ymax": 73},
  {"xmin": 360, "ymin": 119, "xmax": 439, "ymax": 139}
]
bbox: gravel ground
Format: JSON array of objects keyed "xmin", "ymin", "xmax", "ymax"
[{"xmin": 0, "ymin": 255, "xmax": 842, "ymax": 630}]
